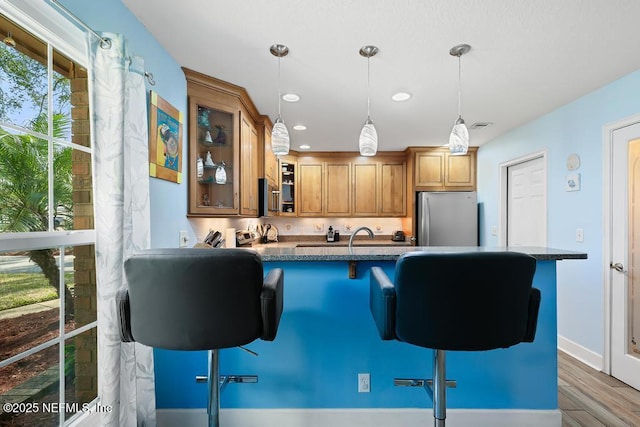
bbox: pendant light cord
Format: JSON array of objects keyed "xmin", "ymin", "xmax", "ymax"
[
  {"xmin": 457, "ymin": 54, "xmax": 462, "ymax": 118},
  {"xmin": 277, "ymin": 56, "xmax": 282, "ymax": 118},
  {"xmin": 367, "ymin": 56, "xmax": 371, "ymax": 119}
]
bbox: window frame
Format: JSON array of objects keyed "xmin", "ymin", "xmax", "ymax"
[{"xmin": 0, "ymin": 2, "xmax": 97, "ymax": 426}]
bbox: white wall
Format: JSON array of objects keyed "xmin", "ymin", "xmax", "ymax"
[{"xmin": 477, "ymin": 69, "xmax": 640, "ymax": 360}]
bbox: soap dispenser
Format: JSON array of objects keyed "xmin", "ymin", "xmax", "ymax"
[{"xmin": 326, "ymin": 226, "xmax": 335, "ymax": 242}]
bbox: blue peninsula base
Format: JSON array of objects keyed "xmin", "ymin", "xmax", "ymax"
[{"xmin": 154, "ymin": 256, "xmax": 564, "ymax": 426}]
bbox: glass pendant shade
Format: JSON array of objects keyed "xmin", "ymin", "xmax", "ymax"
[
  {"xmin": 271, "ymin": 116, "xmax": 290, "ymax": 156},
  {"xmin": 359, "ymin": 117, "xmax": 378, "ymax": 157},
  {"xmin": 449, "ymin": 116, "xmax": 469, "ymax": 155}
]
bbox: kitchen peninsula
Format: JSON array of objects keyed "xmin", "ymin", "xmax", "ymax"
[{"xmin": 154, "ymin": 246, "xmax": 586, "ymax": 427}]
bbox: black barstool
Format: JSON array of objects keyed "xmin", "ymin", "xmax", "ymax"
[
  {"xmin": 369, "ymin": 251, "xmax": 540, "ymax": 427},
  {"xmin": 117, "ymin": 248, "xmax": 284, "ymax": 427}
]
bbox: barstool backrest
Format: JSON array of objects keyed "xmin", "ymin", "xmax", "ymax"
[
  {"xmin": 393, "ymin": 251, "xmax": 539, "ymax": 351},
  {"xmin": 123, "ymin": 248, "xmax": 265, "ymax": 350}
]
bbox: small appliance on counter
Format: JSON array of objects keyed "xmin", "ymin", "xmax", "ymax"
[
  {"xmin": 326, "ymin": 226, "xmax": 335, "ymax": 242},
  {"xmin": 235, "ymin": 229, "xmax": 255, "ymax": 246},
  {"xmin": 325, "ymin": 226, "xmax": 340, "ymax": 242},
  {"xmin": 392, "ymin": 230, "xmax": 406, "ymax": 242}
]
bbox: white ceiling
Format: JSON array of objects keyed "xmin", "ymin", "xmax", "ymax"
[{"xmin": 122, "ymin": 0, "xmax": 640, "ymax": 153}]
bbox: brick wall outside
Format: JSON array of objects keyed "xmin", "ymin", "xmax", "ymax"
[{"xmin": 69, "ymin": 67, "xmax": 98, "ymax": 404}]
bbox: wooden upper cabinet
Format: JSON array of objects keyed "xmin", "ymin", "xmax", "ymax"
[
  {"xmin": 298, "ymin": 163, "xmax": 324, "ymax": 216},
  {"xmin": 353, "ymin": 163, "xmax": 378, "ymax": 216},
  {"xmin": 325, "ymin": 162, "xmax": 351, "ymax": 216},
  {"xmin": 415, "ymin": 151, "xmax": 445, "ymax": 187},
  {"xmin": 445, "ymin": 151, "xmax": 476, "ymax": 188},
  {"xmin": 414, "ymin": 147, "xmax": 476, "ymax": 191},
  {"xmin": 380, "ymin": 161, "xmax": 406, "ymax": 216},
  {"xmin": 353, "ymin": 159, "xmax": 406, "ymax": 217},
  {"xmin": 184, "ymin": 67, "xmax": 270, "ymax": 217},
  {"xmin": 298, "ymin": 159, "xmax": 352, "ymax": 217},
  {"xmin": 185, "ymin": 91, "xmax": 240, "ymax": 216},
  {"xmin": 240, "ymin": 111, "xmax": 258, "ymax": 216},
  {"xmin": 261, "ymin": 118, "xmax": 278, "ymax": 188}
]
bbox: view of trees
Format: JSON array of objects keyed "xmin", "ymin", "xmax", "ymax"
[{"xmin": 0, "ymin": 40, "xmax": 75, "ymax": 319}]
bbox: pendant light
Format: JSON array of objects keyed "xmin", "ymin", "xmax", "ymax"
[
  {"xmin": 270, "ymin": 44, "xmax": 290, "ymax": 156},
  {"xmin": 449, "ymin": 44, "xmax": 471, "ymax": 155},
  {"xmin": 359, "ymin": 45, "xmax": 379, "ymax": 157}
]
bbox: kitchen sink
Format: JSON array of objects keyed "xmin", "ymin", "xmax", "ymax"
[{"xmin": 295, "ymin": 241, "xmax": 409, "ymax": 247}]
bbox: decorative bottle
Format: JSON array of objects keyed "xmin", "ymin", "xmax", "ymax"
[{"xmin": 196, "ymin": 155, "xmax": 204, "ymax": 178}]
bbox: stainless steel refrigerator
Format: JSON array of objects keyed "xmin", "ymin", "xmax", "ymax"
[{"xmin": 416, "ymin": 191, "xmax": 478, "ymax": 246}]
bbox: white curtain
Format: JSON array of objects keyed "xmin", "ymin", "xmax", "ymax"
[{"xmin": 89, "ymin": 33, "xmax": 156, "ymax": 426}]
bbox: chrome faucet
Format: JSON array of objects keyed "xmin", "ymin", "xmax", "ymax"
[{"xmin": 349, "ymin": 226, "xmax": 374, "ymax": 249}]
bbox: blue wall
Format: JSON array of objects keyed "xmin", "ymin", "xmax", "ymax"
[
  {"xmin": 155, "ymin": 260, "xmax": 558, "ymax": 410},
  {"xmin": 477, "ymin": 70, "xmax": 640, "ymax": 355},
  {"xmin": 62, "ymin": 0, "xmax": 192, "ymax": 249}
]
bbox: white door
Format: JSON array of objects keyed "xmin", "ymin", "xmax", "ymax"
[
  {"xmin": 611, "ymin": 122, "xmax": 640, "ymax": 389},
  {"xmin": 507, "ymin": 156, "xmax": 547, "ymax": 246}
]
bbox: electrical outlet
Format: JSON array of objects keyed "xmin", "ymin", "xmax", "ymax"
[
  {"xmin": 358, "ymin": 373, "xmax": 370, "ymax": 393},
  {"xmin": 491, "ymin": 226, "xmax": 497, "ymax": 236},
  {"xmin": 576, "ymin": 228, "xmax": 584, "ymax": 242},
  {"xmin": 179, "ymin": 230, "xmax": 188, "ymax": 248}
]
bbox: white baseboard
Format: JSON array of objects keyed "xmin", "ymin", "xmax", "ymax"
[
  {"xmin": 558, "ymin": 335, "xmax": 603, "ymax": 371},
  {"xmin": 158, "ymin": 408, "xmax": 561, "ymax": 427}
]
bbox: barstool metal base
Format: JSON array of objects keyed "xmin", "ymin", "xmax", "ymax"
[
  {"xmin": 394, "ymin": 350, "xmax": 456, "ymax": 427},
  {"xmin": 194, "ymin": 349, "xmax": 259, "ymax": 427}
]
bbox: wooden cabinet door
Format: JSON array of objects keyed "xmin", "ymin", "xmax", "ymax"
[
  {"xmin": 240, "ymin": 114, "xmax": 258, "ymax": 216},
  {"xmin": 263, "ymin": 122, "xmax": 278, "ymax": 187},
  {"xmin": 380, "ymin": 162, "xmax": 406, "ymax": 216},
  {"xmin": 444, "ymin": 150, "xmax": 476, "ymax": 190},
  {"xmin": 415, "ymin": 151, "xmax": 445, "ymax": 188},
  {"xmin": 325, "ymin": 162, "xmax": 351, "ymax": 216},
  {"xmin": 298, "ymin": 163, "xmax": 324, "ymax": 216},
  {"xmin": 187, "ymin": 93, "xmax": 239, "ymax": 216},
  {"xmin": 352, "ymin": 163, "xmax": 378, "ymax": 216}
]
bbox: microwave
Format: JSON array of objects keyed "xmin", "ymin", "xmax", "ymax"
[{"xmin": 258, "ymin": 178, "xmax": 280, "ymax": 217}]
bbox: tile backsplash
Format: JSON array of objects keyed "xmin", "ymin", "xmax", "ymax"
[{"xmin": 190, "ymin": 216, "xmax": 404, "ymax": 242}]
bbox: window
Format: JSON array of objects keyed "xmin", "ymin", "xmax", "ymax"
[{"xmin": 0, "ymin": 7, "xmax": 96, "ymax": 426}]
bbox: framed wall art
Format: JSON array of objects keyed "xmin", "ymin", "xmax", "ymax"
[{"xmin": 149, "ymin": 91, "xmax": 184, "ymax": 183}]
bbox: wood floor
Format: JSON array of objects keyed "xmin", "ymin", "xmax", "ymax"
[{"xmin": 559, "ymin": 350, "xmax": 640, "ymax": 426}]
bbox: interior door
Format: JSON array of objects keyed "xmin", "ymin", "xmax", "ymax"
[
  {"xmin": 506, "ymin": 156, "xmax": 546, "ymax": 246},
  {"xmin": 611, "ymin": 122, "xmax": 640, "ymax": 389}
]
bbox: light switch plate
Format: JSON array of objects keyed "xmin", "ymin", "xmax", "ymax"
[{"xmin": 179, "ymin": 230, "xmax": 188, "ymax": 247}]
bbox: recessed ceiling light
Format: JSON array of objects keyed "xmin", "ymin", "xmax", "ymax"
[
  {"xmin": 299, "ymin": 144, "xmax": 311, "ymax": 150},
  {"xmin": 391, "ymin": 92, "xmax": 412, "ymax": 102},
  {"xmin": 282, "ymin": 93, "xmax": 300, "ymax": 102},
  {"xmin": 293, "ymin": 124, "xmax": 307, "ymax": 131}
]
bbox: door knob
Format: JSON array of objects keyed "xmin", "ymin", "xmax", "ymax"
[{"xmin": 610, "ymin": 262, "xmax": 626, "ymax": 273}]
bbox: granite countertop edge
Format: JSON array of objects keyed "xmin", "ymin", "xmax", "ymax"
[{"xmin": 252, "ymin": 245, "xmax": 588, "ymax": 262}]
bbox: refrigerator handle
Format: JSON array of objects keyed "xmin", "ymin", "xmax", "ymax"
[{"xmin": 425, "ymin": 197, "xmax": 431, "ymax": 246}]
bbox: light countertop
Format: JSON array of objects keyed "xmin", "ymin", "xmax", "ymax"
[{"xmin": 248, "ymin": 244, "xmax": 588, "ymax": 262}]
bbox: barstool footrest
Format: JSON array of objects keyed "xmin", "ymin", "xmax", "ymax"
[
  {"xmin": 394, "ymin": 378, "xmax": 456, "ymax": 388},
  {"xmin": 195, "ymin": 374, "xmax": 259, "ymax": 384}
]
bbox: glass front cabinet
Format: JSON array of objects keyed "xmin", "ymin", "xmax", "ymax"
[
  {"xmin": 185, "ymin": 68, "xmax": 266, "ymax": 217},
  {"xmin": 188, "ymin": 95, "xmax": 239, "ymax": 215}
]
